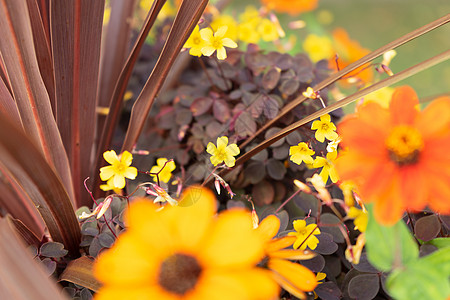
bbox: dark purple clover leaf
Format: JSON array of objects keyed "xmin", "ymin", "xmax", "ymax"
[
  {"xmin": 262, "ymin": 95, "xmax": 279, "ymax": 119},
  {"xmin": 352, "ymin": 252, "xmax": 379, "ymax": 273},
  {"xmin": 315, "ymin": 232, "xmax": 338, "ymax": 255},
  {"xmin": 89, "ymin": 236, "xmax": 103, "ymax": 257},
  {"xmin": 294, "ymin": 193, "xmax": 321, "ymax": 217},
  {"xmin": 319, "ymin": 213, "xmax": 345, "ymax": 243},
  {"xmin": 41, "ymin": 258, "xmax": 57, "ymax": 276},
  {"xmin": 276, "ymin": 210, "xmax": 289, "ymax": 233},
  {"xmin": 175, "ymin": 108, "xmax": 193, "ymax": 125},
  {"xmin": 265, "ymin": 127, "xmax": 285, "ymax": 148},
  {"xmin": 252, "ymin": 180, "xmax": 275, "ymax": 206},
  {"xmin": 414, "ymin": 214, "xmax": 441, "ymax": 242},
  {"xmin": 438, "ymin": 214, "xmax": 450, "ymax": 230},
  {"xmin": 279, "ymin": 78, "xmax": 300, "ymax": 96},
  {"xmin": 348, "ymin": 273, "xmax": 380, "ymax": 300},
  {"xmin": 248, "ymin": 94, "xmax": 265, "ymax": 118},
  {"xmin": 286, "ymin": 130, "xmax": 303, "ymax": 145},
  {"xmin": 262, "ymin": 67, "xmax": 281, "ymax": 90},
  {"xmin": 272, "ymin": 144, "xmax": 289, "ymax": 160},
  {"xmin": 205, "ymin": 121, "xmax": 224, "ymax": 138},
  {"xmin": 213, "ymin": 99, "xmax": 231, "ymax": 123},
  {"xmin": 80, "ymin": 287, "xmax": 93, "ymax": 300},
  {"xmin": 315, "ymin": 281, "xmax": 342, "ymax": 300},
  {"xmin": 244, "ymin": 160, "xmax": 266, "ymax": 184},
  {"xmin": 275, "ymin": 53, "xmax": 293, "ymax": 70},
  {"xmin": 300, "ymin": 253, "xmax": 325, "ymax": 273},
  {"xmin": 158, "ymin": 107, "xmax": 176, "ymax": 129},
  {"xmin": 235, "ymin": 111, "xmax": 256, "ymax": 137},
  {"xmin": 419, "ymin": 244, "xmax": 438, "ymax": 257},
  {"xmin": 191, "ymin": 97, "xmax": 213, "ymax": 116},
  {"xmin": 323, "ymin": 256, "xmax": 342, "ymax": 278},
  {"xmin": 229, "ymin": 89, "xmax": 242, "ymax": 100},
  {"xmin": 40, "ymin": 241, "xmax": 68, "ymax": 258},
  {"xmin": 266, "ymin": 158, "xmax": 286, "ymax": 180},
  {"xmin": 97, "ymin": 232, "xmax": 115, "ymax": 248}
]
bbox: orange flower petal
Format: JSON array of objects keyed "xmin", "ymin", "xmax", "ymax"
[
  {"xmin": 416, "ymin": 96, "xmax": 450, "ymax": 138},
  {"xmin": 399, "ymin": 165, "xmax": 428, "ymax": 211},
  {"xmin": 373, "ymin": 177, "xmax": 405, "ymax": 225},
  {"xmin": 200, "ymin": 210, "xmax": 264, "ymax": 268},
  {"xmin": 266, "ymin": 236, "xmax": 296, "ymax": 253},
  {"xmin": 256, "ymin": 215, "xmax": 280, "ymax": 241},
  {"xmin": 389, "ymin": 86, "xmax": 419, "ymax": 125},
  {"xmin": 269, "ymin": 258, "xmax": 318, "ymax": 292},
  {"xmin": 269, "ymin": 249, "xmax": 316, "ymax": 260}
]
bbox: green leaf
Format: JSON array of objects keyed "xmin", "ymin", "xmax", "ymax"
[
  {"xmin": 387, "ymin": 247, "xmax": 450, "ymax": 300},
  {"xmin": 427, "ymin": 237, "xmax": 450, "ymax": 249},
  {"xmin": 365, "ymin": 204, "xmax": 418, "ymax": 272}
]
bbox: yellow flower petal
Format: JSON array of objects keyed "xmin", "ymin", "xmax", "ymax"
[
  {"xmin": 269, "ymin": 258, "xmax": 318, "ymax": 292},
  {"xmin": 226, "ymin": 144, "xmax": 240, "ymax": 156},
  {"xmin": 103, "ymin": 150, "xmax": 119, "ymax": 165},
  {"xmin": 200, "ymin": 27, "xmax": 213, "ymax": 41},
  {"xmin": 256, "ymin": 215, "xmax": 280, "ymax": 241},
  {"xmin": 113, "ymin": 175, "xmax": 126, "ymax": 189},
  {"xmin": 123, "ymin": 166, "xmax": 138, "ymax": 180},
  {"xmin": 120, "ymin": 150, "xmax": 133, "ymax": 166},
  {"xmin": 216, "ymin": 47, "xmax": 227, "ymax": 60},
  {"xmin": 216, "ymin": 136, "xmax": 228, "ymax": 149},
  {"xmin": 221, "ymin": 38, "xmax": 237, "ymax": 48},
  {"xmin": 99, "ymin": 165, "xmax": 115, "ymax": 181}
]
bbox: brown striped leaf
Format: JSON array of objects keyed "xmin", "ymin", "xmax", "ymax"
[
  {"xmin": 0, "ymin": 217, "xmax": 67, "ymax": 300},
  {"xmin": 51, "ymin": 0, "xmax": 105, "ymax": 207},
  {"xmin": 92, "ymin": 0, "xmax": 167, "ymax": 197},
  {"xmin": 0, "ymin": 164, "xmax": 45, "ymax": 237},
  {"xmin": 60, "ymin": 256, "xmax": 101, "ymax": 292},
  {"xmin": 121, "ymin": 0, "xmax": 208, "ymax": 152},
  {"xmin": 0, "ymin": 113, "xmax": 81, "ymax": 257},
  {"xmin": 0, "ymin": 0, "xmax": 75, "ymax": 203},
  {"xmin": 0, "ymin": 76, "xmax": 21, "ymax": 127},
  {"xmin": 7, "ymin": 215, "xmax": 41, "ymax": 247},
  {"xmin": 96, "ymin": 0, "xmax": 136, "ymax": 144}
]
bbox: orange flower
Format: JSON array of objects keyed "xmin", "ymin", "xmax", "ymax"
[
  {"xmin": 329, "ymin": 28, "xmax": 373, "ymax": 86},
  {"xmin": 335, "ymin": 86, "xmax": 450, "ymax": 225},
  {"xmin": 260, "ymin": 0, "xmax": 318, "ymax": 15},
  {"xmin": 256, "ymin": 215, "xmax": 318, "ymax": 299}
]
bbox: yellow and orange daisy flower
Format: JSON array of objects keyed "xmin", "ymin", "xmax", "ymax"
[
  {"xmin": 335, "ymin": 86, "xmax": 450, "ymax": 225},
  {"xmin": 94, "ymin": 186, "xmax": 279, "ymax": 300},
  {"xmin": 256, "ymin": 215, "xmax": 318, "ymax": 299}
]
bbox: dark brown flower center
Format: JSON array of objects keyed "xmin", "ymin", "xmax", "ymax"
[
  {"xmin": 158, "ymin": 253, "xmax": 203, "ymax": 295},
  {"xmin": 385, "ymin": 125, "xmax": 424, "ymax": 166}
]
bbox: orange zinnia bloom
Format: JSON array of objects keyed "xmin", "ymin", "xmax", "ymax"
[
  {"xmin": 329, "ymin": 28, "xmax": 373, "ymax": 86},
  {"xmin": 256, "ymin": 215, "xmax": 318, "ymax": 299},
  {"xmin": 335, "ymin": 86, "xmax": 450, "ymax": 225},
  {"xmin": 260, "ymin": 0, "xmax": 318, "ymax": 15}
]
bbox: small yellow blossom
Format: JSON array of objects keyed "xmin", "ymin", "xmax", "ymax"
[
  {"xmin": 294, "ymin": 179, "xmax": 312, "ymax": 194},
  {"xmin": 100, "ymin": 178, "xmax": 123, "ymax": 194},
  {"xmin": 313, "ymin": 150, "xmax": 339, "ymax": 184},
  {"xmin": 257, "ymin": 19, "xmax": 279, "ymax": 42},
  {"xmin": 345, "ymin": 233, "xmax": 365, "ymax": 264},
  {"xmin": 200, "ymin": 26, "xmax": 238, "ymax": 60},
  {"xmin": 362, "ymin": 86, "xmax": 394, "ymax": 109},
  {"xmin": 239, "ymin": 5, "xmax": 260, "ymax": 22},
  {"xmin": 303, "ymin": 87, "xmax": 317, "ymax": 99},
  {"xmin": 100, "ymin": 150, "xmax": 137, "ymax": 189},
  {"xmin": 184, "ymin": 25, "xmax": 206, "ymax": 57},
  {"xmin": 347, "ymin": 207, "xmax": 368, "ymax": 232},
  {"xmin": 151, "ymin": 184, "xmax": 178, "ymax": 206},
  {"xmin": 211, "ymin": 15, "xmax": 238, "ymax": 41},
  {"xmin": 307, "ymin": 174, "xmax": 332, "ymax": 205},
  {"xmin": 311, "ymin": 114, "xmax": 339, "ymax": 143},
  {"xmin": 326, "ymin": 136, "xmax": 341, "ymax": 153},
  {"xmin": 238, "ymin": 21, "xmax": 261, "ymax": 44},
  {"xmin": 149, "ymin": 158, "xmax": 176, "ymax": 183},
  {"xmin": 303, "ymin": 34, "xmax": 334, "ymax": 62},
  {"xmin": 206, "ymin": 136, "xmax": 240, "ymax": 167},
  {"xmin": 289, "ymin": 142, "xmax": 315, "ymax": 165},
  {"xmin": 339, "ymin": 180, "xmax": 357, "ymax": 207},
  {"xmin": 288, "ymin": 220, "xmax": 321, "ymax": 250},
  {"xmin": 79, "ymin": 197, "xmax": 112, "ymax": 220}
]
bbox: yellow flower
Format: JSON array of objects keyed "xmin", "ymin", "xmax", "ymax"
[
  {"xmin": 94, "ymin": 187, "xmax": 279, "ymax": 300},
  {"xmin": 313, "ymin": 150, "xmax": 339, "ymax": 184},
  {"xmin": 289, "ymin": 142, "xmax": 315, "ymax": 165},
  {"xmin": 361, "ymin": 86, "xmax": 394, "ymax": 109},
  {"xmin": 347, "ymin": 207, "xmax": 368, "ymax": 232},
  {"xmin": 257, "ymin": 19, "xmax": 279, "ymax": 42},
  {"xmin": 206, "ymin": 136, "xmax": 240, "ymax": 167},
  {"xmin": 303, "ymin": 34, "xmax": 334, "ymax": 62},
  {"xmin": 149, "ymin": 158, "xmax": 176, "ymax": 183},
  {"xmin": 100, "ymin": 150, "xmax": 137, "ymax": 189},
  {"xmin": 200, "ymin": 26, "xmax": 238, "ymax": 60},
  {"xmin": 339, "ymin": 180, "xmax": 357, "ymax": 207},
  {"xmin": 100, "ymin": 178, "xmax": 123, "ymax": 194},
  {"xmin": 184, "ymin": 25, "xmax": 206, "ymax": 57},
  {"xmin": 238, "ymin": 20, "xmax": 261, "ymax": 44},
  {"xmin": 288, "ymin": 220, "xmax": 321, "ymax": 250},
  {"xmin": 345, "ymin": 233, "xmax": 365, "ymax": 264},
  {"xmin": 326, "ymin": 136, "xmax": 341, "ymax": 153},
  {"xmin": 239, "ymin": 6, "xmax": 260, "ymax": 22},
  {"xmin": 256, "ymin": 215, "xmax": 318, "ymax": 299},
  {"xmin": 311, "ymin": 114, "xmax": 339, "ymax": 143},
  {"xmin": 211, "ymin": 15, "xmax": 238, "ymax": 41}
]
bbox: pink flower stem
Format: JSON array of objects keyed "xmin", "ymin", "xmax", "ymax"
[{"xmin": 275, "ymin": 189, "xmax": 302, "ymax": 214}]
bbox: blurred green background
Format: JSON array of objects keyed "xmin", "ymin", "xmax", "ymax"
[{"xmin": 227, "ymin": 0, "xmax": 450, "ymax": 99}]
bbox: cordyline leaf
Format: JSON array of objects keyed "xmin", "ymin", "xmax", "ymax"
[
  {"xmin": 51, "ymin": 0, "xmax": 105, "ymax": 207},
  {"xmin": 25, "ymin": 0, "xmax": 56, "ymax": 116},
  {"xmin": 60, "ymin": 256, "xmax": 101, "ymax": 292},
  {"xmin": 6, "ymin": 215, "xmax": 41, "ymax": 247},
  {"xmin": 0, "ymin": 0, "xmax": 75, "ymax": 202},
  {"xmin": 0, "ymin": 217, "xmax": 67, "ymax": 300},
  {"xmin": 36, "ymin": 0, "xmax": 50, "ymax": 43},
  {"xmin": 0, "ymin": 164, "xmax": 45, "ymax": 236},
  {"xmin": 96, "ymin": 0, "xmax": 136, "ymax": 141},
  {"xmin": 0, "ymin": 114, "xmax": 81, "ymax": 257},
  {"xmin": 240, "ymin": 14, "xmax": 450, "ymax": 149},
  {"xmin": 0, "ymin": 75, "xmax": 21, "ymax": 127},
  {"xmin": 92, "ymin": 0, "xmax": 167, "ymax": 197},
  {"xmin": 121, "ymin": 0, "xmax": 209, "ymax": 152}
]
